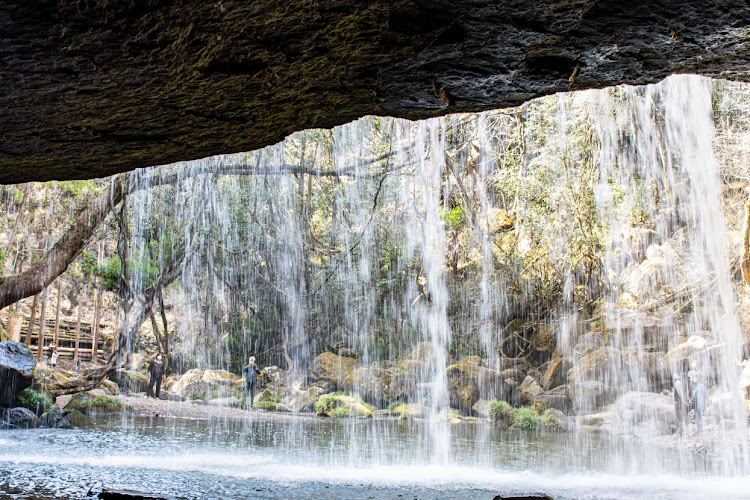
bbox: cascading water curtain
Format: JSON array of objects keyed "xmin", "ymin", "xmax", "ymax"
[{"xmin": 121, "ymin": 74, "xmax": 749, "ymax": 474}]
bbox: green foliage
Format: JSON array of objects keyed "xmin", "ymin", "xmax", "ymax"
[
  {"xmin": 98, "ymin": 256, "xmax": 121, "ymax": 290},
  {"xmin": 17, "ymin": 388, "xmax": 53, "ymax": 415},
  {"xmin": 511, "ymin": 406, "xmax": 541, "ymax": 430},
  {"xmin": 387, "ymin": 400, "xmax": 405, "ymax": 411},
  {"xmin": 440, "ymin": 205, "xmax": 464, "ymax": 231},
  {"xmin": 488, "ymin": 399, "xmax": 512, "ymax": 422}
]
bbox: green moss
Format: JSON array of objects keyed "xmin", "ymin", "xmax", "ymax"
[
  {"xmin": 78, "ymin": 396, "xmax": 125, "ymax": 411},
  {"xmin": 253, "ymin": 400, "xmax": 279, "ymax": 411}
]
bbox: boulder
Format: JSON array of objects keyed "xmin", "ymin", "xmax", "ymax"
[
  {"xmin": 446, "ymin": 362, "xmax": 514, "ymax": 412},
  {"xmin": 573, "ymin": 333, "xmax": 604, "ymax": 356},
  {"xmin": 459, "ymin": 356, "xmax": 483, "ymax": 367},
  {"xmin": 575, "ymin": 411, "xmax": 617, "ymax": 427},
  {"xmin": 99, "ymin": 379, "xmax": 120, "ymax": 396},
  {"xmin": 472, "ymin": 399, "xmax": 491, "ymax": 418},
  {"xmin": 615, "ymin": 391, "xmax": 675, "ymax": 426},
  {"xmin": 494, "ymin": 357, "xmax": 527, "ymax": 371},
  {"xmin": 0, "ymin": 407, "xmax": 41, "ymax": 428},
  {"xmin": 569, "ymin": 380, "xmax": 613, "ymax": 414},
  {"xmin": 116, "ymin": 369, "xmax": 150, "ymax": 394},
  {"xmin": 201, "ymin": 369, "xmax": 240, "ymax": 387},
  {"xmin": 64, "ymin": 393, "xmax": 125, "ymax": 414},
  {"xmin": 253, "ymin": 400, "xmax": 292, "ymax": 412},
  {"xmin": 519, "ymin": 376, "xmax": 544, "ymax": 405},
  {"xmin": 308, "ymin": 352, "xmax": 357, "ymax": 390},
  {"xmin": 567, "ymin": 347, "xmax": 622, "ymax": 385},
  {"xmin": 529, "ymin": 324, "xmax": 556, "ymax": 364},
  {"xmin": 498, "ymin": 368, "xmax": 526, "ymax": 383},
  {"xmin": 284, "ymin": 385, "xmax": 325, "ymax": 413},
  {"xmin": 41, "ymin": 408, "xmax": 89, "ymax": 428},
  {"xmin": 540, "ymin": 357, "xmax": 572, "ymax": 389},
  {"xmin": 394, "ymin": 358, "xmax": 426, "ymax": 376},
  {"xmin": 0, "ymin": 341, "xmax": 36, "ymax": 408},
  {"xmin": 258, "ymin": 365, "xmax": 285, "ymax": 391},
  {"xmin": 409, "ymin": 342, "xmax": 449, "ymax": 364},
  {"xmin": 535, "ymin": 385, "xmax": 570, "ymax": 413},
  {"xmin": 343, "ymin": 367, "xmax": 413, "ymax": 408},
  {"xmin": 390, "ymin": 403, "xmax": 428, "ymax": 421},
  {"xmin": 158, "ymin": 390, "xmax": 186, "ymax": 402},
  {"xmin": 170, "ymin": 369, "xmax": 241, "ymax": 400},
  {"xmin": 544, "ymin": 408, "xmax": 570, "ymax": 431},
  {"xmin": 620, "ymin": 348, "xmax": 668, "ymax": 391}
]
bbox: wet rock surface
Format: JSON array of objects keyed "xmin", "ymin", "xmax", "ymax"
[
  {"xmin": 2, "ymin": 1, "xmax": 749, "ymax": 183},
  {"xmin": 0, "ymin": 341, "xmax": 36, "ymax": 408}
]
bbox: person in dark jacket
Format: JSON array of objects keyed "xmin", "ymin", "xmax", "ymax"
[
  {"xmin": 672, "ymin": 372, "xmax": 689, "ymax": 435},
  {"xmin": 242, "ymin": 356, "xmax": 261, "ymax": 406},
  {"xmin": 147, "ymin": 354, "xmax": 165, "ymax": 398}
]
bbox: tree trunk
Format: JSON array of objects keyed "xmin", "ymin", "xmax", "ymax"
[
  {"xmin": 24, "ymin": 293, "xmax": 39, "ymax": 345},
  {"xmin": 0, "ymin": 176, "xmax": 126, "ymax": 310},
  {"xmin": 53, "ymin": 280, "xmax": 62, "ymax": 348},
  {"xmin": 92, "ymin": 279, "xmax": 103, "ymax": 364},
  {"xmin": 149, "ymin": 309, "xmax": 163, "ymax": 358},
  {"xmin": 158, "ymin": 287, "xmax": 170, "ymax": 371},
  {"xmin": 73, "ymin": 303, "xmax": 81, "ymax": 365},
  {"xmin": 36, "ymin": 287, "xmax": 48, "ymax": 363},
  {"xmin": 742, "ymin": 199, "xmax": 750, "ymax": 287}
]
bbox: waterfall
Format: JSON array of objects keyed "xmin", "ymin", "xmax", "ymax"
[{"xmin": 113, "ymin": 74, "xmax": 750, "ymax": 476}]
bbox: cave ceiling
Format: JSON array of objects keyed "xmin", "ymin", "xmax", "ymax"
[{"xmin": 1, "ymin": 0, "xmax": 749, "ymax": 184}]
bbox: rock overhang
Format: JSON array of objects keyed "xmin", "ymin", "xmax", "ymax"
[{"xmin": 0, "ymin": 0, "xmax": 748, "ymax": 184}]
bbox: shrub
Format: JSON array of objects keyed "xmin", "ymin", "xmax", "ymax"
[
  {"xmin": 512, "ymin": 406, "xmax": 541, "ymax": 430},
  {"xmin": 487, "ymin": 399, "xmax": 512, "ymax": 422},
  {"xmin": 314, "ymin": 392, "xmax": 370, "ymax": 418},
  {"xmin": 17, "ymin": 388, "xmax": 53, "ymax": 416}
]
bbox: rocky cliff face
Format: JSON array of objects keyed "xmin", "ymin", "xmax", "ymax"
[{"xmin": 1, "ymin": 0, "xmax": 748, "ymax": 183}]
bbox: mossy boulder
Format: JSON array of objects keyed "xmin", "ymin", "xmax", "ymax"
[
  {"xmin": 308, "ymin": 352, "xmax": 357, "ymax": 390},
  {"xmin": 567, "ymin": 347, "xmax": 622, "ymax": 385},
  {"xmin": 539, "ymin": 357, "xmax": 572, "ymax": 389},
  {"xmin": 314, "ymin": 392, "xmax": 372, "ymax": 418},
  {"xmin": 99, "ymin": 379, "xmax": 120, "ymax": 396},
  {"xmin": 390, "ymin": 403, "xmax": 428, "ymax": 421},
  {"xmin": 519, "ymin": 375, "xmax": 544, "ymax": 405},
  {"xmin": 343, "ymin": 366, "xmax": 414, "ymax": 408},
  {"xmin": 171, "ymin": 369, "xmax": 241, "ymax": 400},
  {"xmin": 446, "ymin": 362, "xmax": 514, "ymax": 412},
  {"xmin": 65, "ymin": 393, "xmax": 125, "ymax": 414},
  {"xmin": 116, "ymin": 369, "xmax": 150, "ymax": 393},
  {"xmin": 253, "ymin": 400, "xmax": 292, "ymax": 412},
  {"xmin": 529, "ymin": 324, "xmax": 556, "ymax": 364},
  {"xmin": 42, "ymin": 408, "xmax": 89, "ymax": 428}
]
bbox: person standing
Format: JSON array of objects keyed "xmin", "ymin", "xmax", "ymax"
[
  {"xmin": 49, "ymin": 345, "xmax": 58, "ymax": 369},
  {"xmin": 147, "ymin": 354, "xmax": 165, "ymax": 398},
  {"xmin": 242, "ymin": 356, "xmax": 261, "ymax": 406},
  {"xmin": 672, "ymin": 372, "xmax": 689, "ymax": 435},
  {"xmin": 688, "ymin": 360, "xmax": 708, "ymax": 434}
]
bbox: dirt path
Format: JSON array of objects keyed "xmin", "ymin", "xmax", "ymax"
[{"xmin": 118, "ymin": 394, "xmax": 324, "ymax": 422}]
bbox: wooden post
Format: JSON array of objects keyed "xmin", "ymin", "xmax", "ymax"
[
  {"xmin": 92, "ymin": 280, "xmax": 103, "ymax": 364},
  {"xmin": 53, "ymin": 280, "xmax": 62, "ymax": 348},
  {"xmin": 24, "ymin": 293, "xmax": 39, "ymax": 345},
  {"xmin": 36, "ymin": 287, "xmax": 48, "ymax": 363},
  {"xmin": 73, "ymin": 303, "xmax": 81, "ymax": 364}
]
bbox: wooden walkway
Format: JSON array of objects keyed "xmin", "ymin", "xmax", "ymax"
[{"xmin": 20, "ymin": 316, "xmax": 107, "ymax": 362}]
